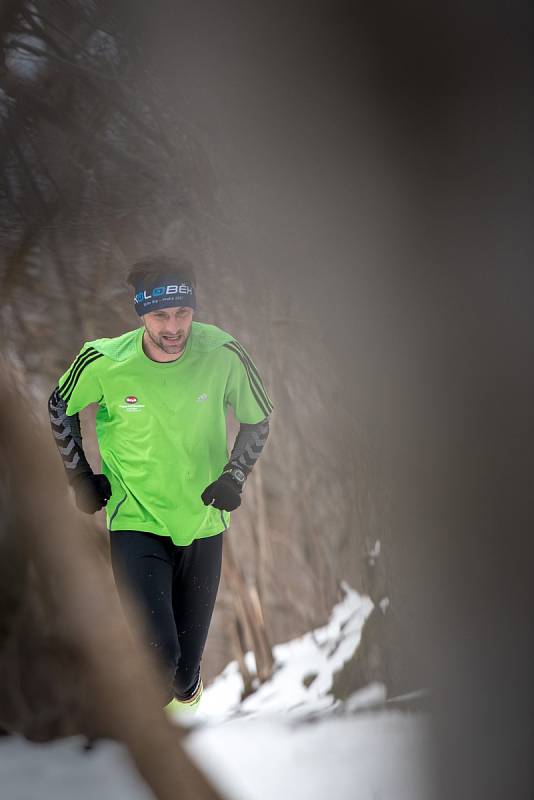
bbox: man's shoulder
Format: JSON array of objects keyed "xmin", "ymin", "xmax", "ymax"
[
  {"xmin": 191, "ymin": 322, "xmax": 236, "ymax": 353},
  {"xmin": 83, "ymin": 328, "xmax": 140, "ymax": 363}
]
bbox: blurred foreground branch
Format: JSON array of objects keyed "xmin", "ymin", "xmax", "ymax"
[{"xmin": 0, "ymin": 367, "xmax": 222, "ymax": 800}]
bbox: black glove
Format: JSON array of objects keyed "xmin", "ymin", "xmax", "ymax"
[
  {"xmin": 71, "ymin": 473, "xmax": 112, "ymax": 514},
  {"xmin": 201, "ymin": 471, "xmax": 243, "ymax": 512}
]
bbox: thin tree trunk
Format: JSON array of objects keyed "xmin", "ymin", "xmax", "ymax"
[{"xmin": 223, "ymin": 535, "xmax": 274, "ymax": 684}]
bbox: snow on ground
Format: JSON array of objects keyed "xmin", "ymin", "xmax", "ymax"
[
  {"xmin": 180, "ymin": 582, "xmax": 432, "ymax": 800},
  {"xmin": 186, "ymin": 711, "xmax": 431, "ymax": 800},
  {"xmin": 0, "ymin": 735, "xmax": 154, "ymax": 800},
  {"xmin": 194, "ymin": 581, "xmax": 375, "ymax": 722},
  {"xmin": 0, "ymin": 583, "xmax": 432, "ymax": 799}
]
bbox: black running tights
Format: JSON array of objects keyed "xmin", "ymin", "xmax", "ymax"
[{"xmin": 109, "ymin": 530, "xmax": 223, "ymax": 704}]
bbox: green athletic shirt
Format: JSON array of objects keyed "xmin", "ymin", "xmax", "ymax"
[{"xmin": 57, "ymin": 322, "xmax": 273, "ymax": 545}]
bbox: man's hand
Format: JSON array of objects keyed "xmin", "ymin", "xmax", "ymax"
[
  {"xmin": 71, "ymin": 473, "xmax": 112, "ymax": 514},
  {"xmin": 201, "ymin": 471, "xmax": 243, "ymax": 512}
]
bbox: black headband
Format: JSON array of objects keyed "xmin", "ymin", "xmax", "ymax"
[{"xmin": 134, "ymin": 276, "xmax": 197, "ymax": 316}]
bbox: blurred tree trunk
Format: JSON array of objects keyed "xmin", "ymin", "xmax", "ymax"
[{"xmin": 0, "ymin": 370, "xmax": 223, "ymax": 800}]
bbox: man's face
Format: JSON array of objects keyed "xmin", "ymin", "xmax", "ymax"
[{"xmin": 143, "ymin": 306, "xmax": 194, "ymax": 356}]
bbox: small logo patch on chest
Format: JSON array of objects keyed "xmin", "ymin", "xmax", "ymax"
[
  {"xmin": 119, "ymin": 395, "xmax": 145, "ymax": 412},
  {"xmin": 196, "ymin": 393, "xmax": 208, "ymax": 403}
]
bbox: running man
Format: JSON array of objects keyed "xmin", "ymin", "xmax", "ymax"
[{"xmin": 47, "ymin": 254, "xmax": 273, "ymax": 711}]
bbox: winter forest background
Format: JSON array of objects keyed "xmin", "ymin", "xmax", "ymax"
[{"xmin": 0, "ymin": 2, "xmax": 533, "ymax": 799}]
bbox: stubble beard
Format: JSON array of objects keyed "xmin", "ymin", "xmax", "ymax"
[{"xmin": 147, "ymin": 326, "xmax": 189, "ymax": 355}]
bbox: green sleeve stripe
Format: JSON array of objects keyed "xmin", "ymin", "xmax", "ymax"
[
  {"xmin": 224, "ymin": 342, "xmax": 272, "ymax": 417},
  {"xmin": 60, "ymin": 351, "xmax": 104, "ymax": 404},
  {"xmin": 229, "ymin": 340, "xmax": 274, "ymax": 412},
  {"xmin": 59, "ymin": 347, "xmax": 99, "ymax": 396}
]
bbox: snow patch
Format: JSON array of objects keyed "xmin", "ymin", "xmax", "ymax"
[
  {"xmin": 194, "ymin": 581, "xmax": 374, "ymax": 723},
  {"xmin": 186, "ymin": 712, "xmax": 432, "ymax": 800},
  {"xmin": 0, "ymin": 736, "xmax": 154, "ymax": 800}
]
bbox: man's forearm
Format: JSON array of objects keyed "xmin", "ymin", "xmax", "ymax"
[
  {"xmin": 225, "ymin": 417, "xmax": 270, "ymax": 477},
  {"xmin": 48, "ymin": 387, "xmax": 93, "ymax": 482},
  {"xmin": 202, "ymin": 417, "xmax": 270, "ymax": 511}
]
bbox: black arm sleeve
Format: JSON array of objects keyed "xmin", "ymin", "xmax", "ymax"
[
  {"xmin": 48, "ymin": 387, "xmax": 93, "ymax": 483},
  {"xmin": 225, "ymin": 417, "xmax": 270, "ymax": 477}
]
